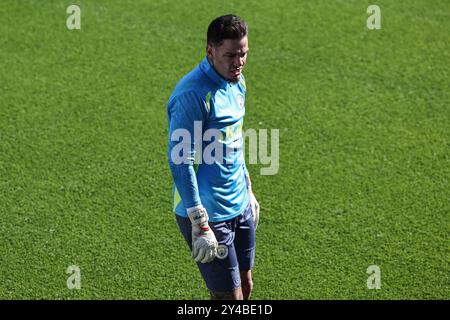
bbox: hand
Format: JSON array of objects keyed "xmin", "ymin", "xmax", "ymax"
[
  {"xmin": 248, "ymin": 191, "xmax": 260, "ymax": 230},
  {"xmin": 187, "ymin": 206, "xmax": 218, "ymax": 263}
]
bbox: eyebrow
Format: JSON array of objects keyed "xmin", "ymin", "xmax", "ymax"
[{"xmin": 224, "ymin": 50, "xmax": 249, "ymax": 55}]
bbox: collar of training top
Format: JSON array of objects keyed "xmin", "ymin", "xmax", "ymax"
[{"xmin": 200, "ymin": 56, "xmax": 235, "ymax": 88}]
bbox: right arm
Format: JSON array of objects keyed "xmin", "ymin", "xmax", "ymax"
[
  {"xmin": 168, "ymin": 91, "xmax": 206, "ymax": 211},
  {"xmin": 167, "ymin": 91, "xmax": 218, "ymax": 263}
]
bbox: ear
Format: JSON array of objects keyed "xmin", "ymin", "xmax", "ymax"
[{"xmin": 206, "ymin": 44, "xmax": 214, "ymax": 60}]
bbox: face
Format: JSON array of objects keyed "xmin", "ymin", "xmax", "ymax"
[{"xmin": 207, "ymin": 36, "xmax": 249, "ymax": 83}]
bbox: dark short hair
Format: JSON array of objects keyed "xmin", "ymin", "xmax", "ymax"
[{"xmin": 207, "ymin": 14, "xmax": 248, "ymax": 47}]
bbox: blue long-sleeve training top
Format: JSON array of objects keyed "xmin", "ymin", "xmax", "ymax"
[{"xmin": 167, "ymin": 56, "xmax": 250, "ymax": 222}]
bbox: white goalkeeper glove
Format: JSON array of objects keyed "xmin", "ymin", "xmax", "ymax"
[
  {"xmin": 187, "ymin": 205, "xmax": 218, "ymax": 263},
  {"xmin": 248, "ymin": 190, "xmax": 260, "ymax": 230}
]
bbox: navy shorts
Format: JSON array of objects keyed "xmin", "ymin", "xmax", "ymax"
[{"xmin": 176, "ymin": 205, "xmax": 256, "ymax": 293}]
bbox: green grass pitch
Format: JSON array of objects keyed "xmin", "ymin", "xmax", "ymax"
[{"xmin": 0, "ymin": 0, "xmax": 448, "ymax": 299}]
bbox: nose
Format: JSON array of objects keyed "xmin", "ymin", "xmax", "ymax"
[{"xmin": 234, "ymin": 55, "xmax": 244, "ymax": 67}]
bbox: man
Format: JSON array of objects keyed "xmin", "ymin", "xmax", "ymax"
[{"xmin": 167, "ymin": 14, "xmax": 260, "ymax": 300}]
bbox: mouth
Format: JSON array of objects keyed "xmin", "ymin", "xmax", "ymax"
[{"xmin": 230, "ymin": 68, "xmax": 242, "ymax": 78}]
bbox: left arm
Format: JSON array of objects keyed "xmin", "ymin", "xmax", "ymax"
[{"xmin": 243, "ymin": 163, "xmax": 259, "ymax": 229}]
